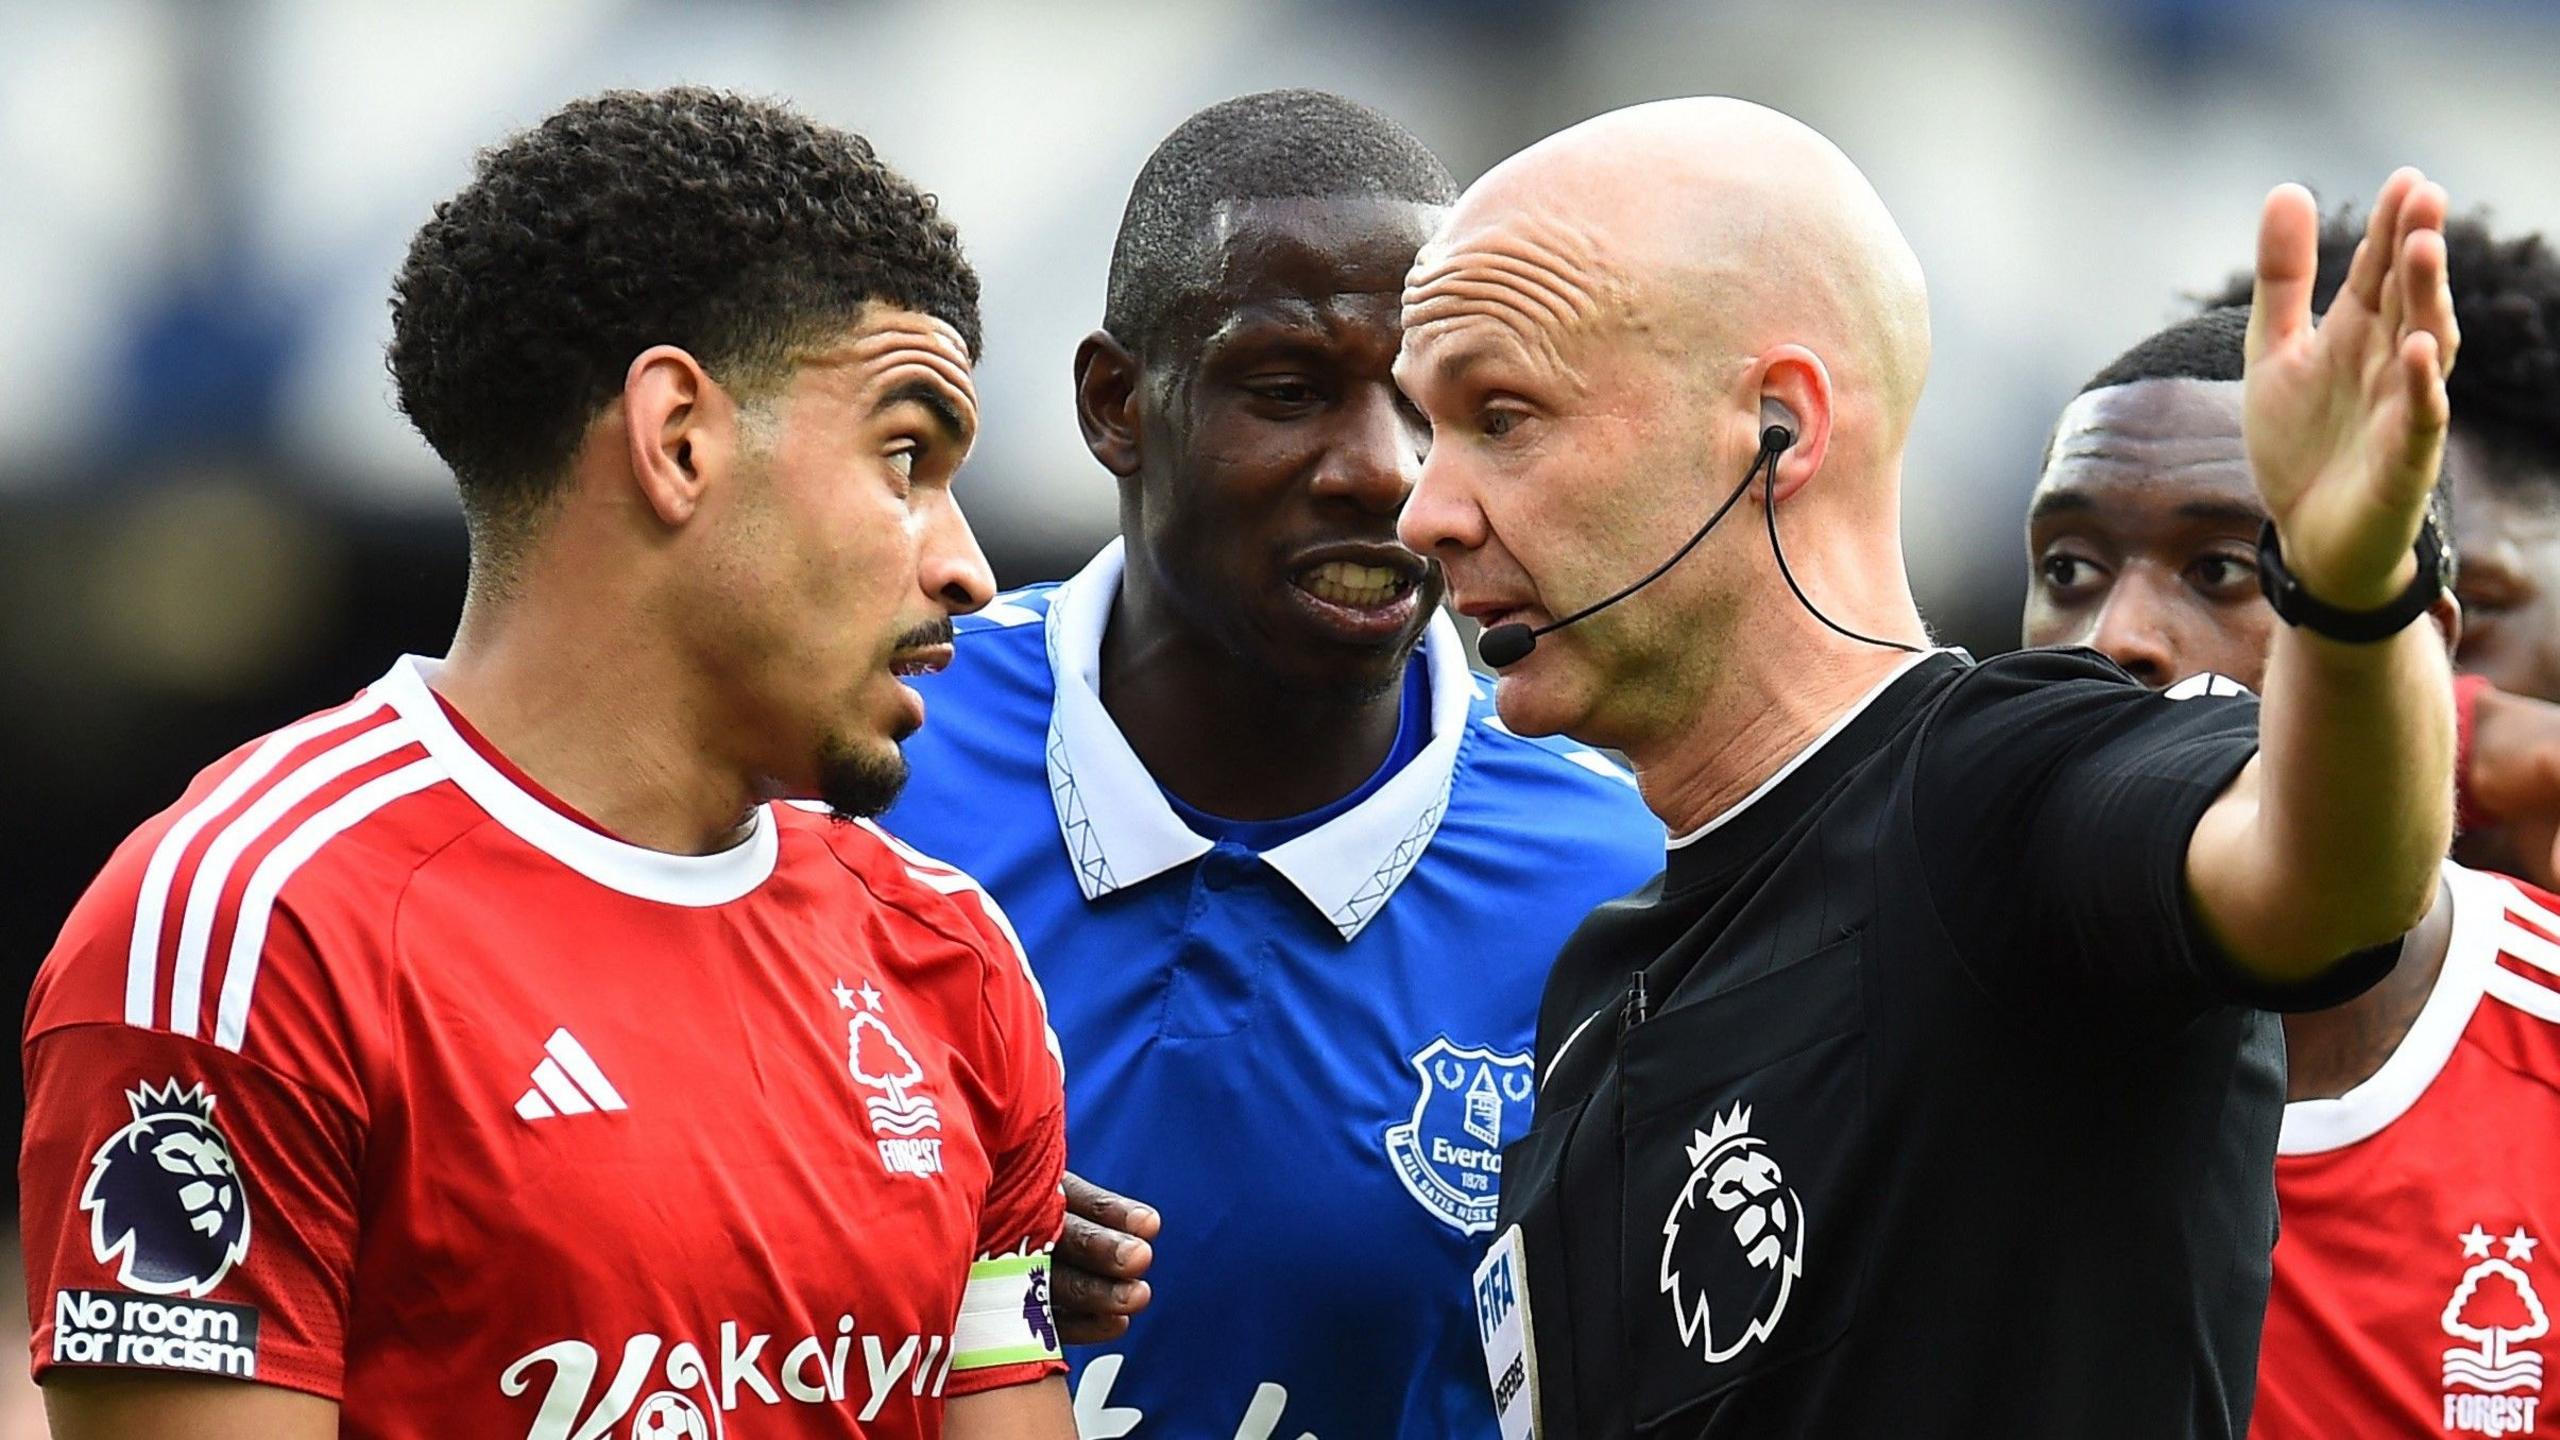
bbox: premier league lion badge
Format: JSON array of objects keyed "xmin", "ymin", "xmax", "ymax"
[
  {"xmin": 1383, "ymin": 1037, "xmax": 1535, "ymax": 1235},
  {"xmin": 1659, "ymin": 1102, "xmax": 1803, "ymax": 1365},
  {"xmin": 81, "ymin": 1080, "xmax": 251, "ymax": 1298}
]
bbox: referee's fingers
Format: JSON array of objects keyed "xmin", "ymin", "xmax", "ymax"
[{"xmin": 2248, "ymin": 182, "xmax": 2322, "ymax": 358}]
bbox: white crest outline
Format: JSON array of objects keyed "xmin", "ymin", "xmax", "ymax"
[
  {"xmin": 1381, "ymin": 1036, "xmax": 1534, "ymax": 1237},
  {"xmin": 79, "ymin": 1078, "xmax": 252, "ymax": 1298},
  {"xmin": 1658, "ymin": 1101, "xmax": 1804, "ymax": 1365}
]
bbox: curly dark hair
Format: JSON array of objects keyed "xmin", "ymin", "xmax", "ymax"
[
  {"xmin": 389, "ymin": 86, "xmax": 981, "ymax": 557},
  {"xmin": 1103, "ymin": 89, "xmax": 1455, "ymax": 359},
  {"xmin": 2197, "ymin": 210, "xmax": 2560, "ymax": 485}
]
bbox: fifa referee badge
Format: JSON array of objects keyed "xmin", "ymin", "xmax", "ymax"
[{"xmin": 1474, "ymin": 1226, "xmax": 1542, "ymax": 1440}]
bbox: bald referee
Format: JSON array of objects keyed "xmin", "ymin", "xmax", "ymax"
[{"xmin": 1395, "ymin": 99, "xmax": 2460, "ymax": 1438}]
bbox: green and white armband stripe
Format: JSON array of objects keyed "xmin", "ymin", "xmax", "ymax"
[{"xmin": 952, "ymin": 1250, "xmax": 1062, "ymax": 1374}]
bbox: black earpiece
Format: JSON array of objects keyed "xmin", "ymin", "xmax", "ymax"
[{"xmin": 1758, "ymin": 420, "xmax": 1920, "ymax": 656}]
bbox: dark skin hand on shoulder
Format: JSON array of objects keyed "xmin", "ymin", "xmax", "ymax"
[{"xmin": 1056, "ymin": 1172, "xmax": 1160, "ymax": 1343}]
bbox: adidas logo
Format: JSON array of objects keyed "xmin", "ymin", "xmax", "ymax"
[{"xmin": 514, "ymin": 1028, "xmax": 628, "ymax": 1121}]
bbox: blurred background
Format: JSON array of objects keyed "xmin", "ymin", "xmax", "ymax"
[{"xmin": 6, "ymin": 0, "xmax": 2560, "ymax": 1426}]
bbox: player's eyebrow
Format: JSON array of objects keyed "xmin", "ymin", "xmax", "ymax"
[
  {"xmin": 1204, "ymin": 310, "xmax": 1332, "ymax": 358},
  {"xmin": 2026, "ymin": 488, "xmax": 2094, "ymax": 522},
  {"xmin": 2174, "ymin": 498, "xmax": 2270, "ymax": 527},
  {"xmin": 1407, "ymin": 337, "xmax": 1513, "ymax": 392},
  {"xmin": 876, "ymin": 379, "xmax": 974, "ymax": 449}
]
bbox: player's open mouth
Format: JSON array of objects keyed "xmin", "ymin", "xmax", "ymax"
[
  {"xmin": 889, "ymin": 644, "xmax": 953, "ymax": 678},
  {"xmin": 1291, "ymin": 560, "xmax": 1421, "ymax": 610},
  {"xmin": 1285, "ymin": 552, "xmax": 1430, "ymax": 644}
]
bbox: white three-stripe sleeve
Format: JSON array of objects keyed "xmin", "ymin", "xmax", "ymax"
[
  {"xmin": 125, "ymin": 696, "xmax": 388, "ymax": 1028},
  {"xmin": 2488, "ymin": 920, "xmax": 2560, "ymax": 1023},
  {"xmin": 211, "ymin": 760, "xmax": 444, "ymax": 1052},
  {"xmin": 170, "ymin": 721, "xmax": 417, "ymax": 1038}
]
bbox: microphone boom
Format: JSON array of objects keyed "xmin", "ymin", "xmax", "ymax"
[{"xmin": 1478, "ymin": 426, "xmax": 1793, "ymax": 668}]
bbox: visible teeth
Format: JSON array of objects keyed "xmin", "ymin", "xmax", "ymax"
[
  {"xmin": 1312, "ymin": 561, "xmax": 1399, "ymax": 589},
  {"xmin": 1299, "ymin": 561, "xmax": 1411, "ymax": 609}
]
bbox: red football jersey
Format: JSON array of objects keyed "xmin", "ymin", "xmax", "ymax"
[
  {"xmin": 2257, "ymin": 863, "xmax": 2560, "ymax": 1440},
  {"xmin": 20, "ymin": 655, "xmax": 1067, "ymax": 1439}
]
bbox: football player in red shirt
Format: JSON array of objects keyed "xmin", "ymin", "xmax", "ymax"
[
  {"xmin": 19, "ymin": 88, "xmax": 1074, "ymax": 1440},
  {"xmin": 2024, "ymin": 303, "xmax": 2560, "ymax": 1439}
]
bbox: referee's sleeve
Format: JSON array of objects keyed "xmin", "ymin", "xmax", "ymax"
[{"xmin": 1911, "ymin": 650, "xmax": 2396, "ymax": 1026}]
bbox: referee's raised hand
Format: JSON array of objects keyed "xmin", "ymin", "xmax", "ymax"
[
  {"xmin": 2184, "ymin": 164, "xmax": 2458, "ymax": 985},
  {"xmin": 2244, "ymin": 168, "xmax": 2460, "ymax": 610}
]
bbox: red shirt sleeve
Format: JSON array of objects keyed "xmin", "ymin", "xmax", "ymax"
[
  {"xmin": 940, "ymin": 884, "xmax": 1069, "ymax": 1398},
  {"xmin": 21, "ymin": 854, "xmax": 369, "ymax": 1402}
]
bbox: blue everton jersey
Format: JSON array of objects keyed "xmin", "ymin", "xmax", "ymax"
[{"xmin": 882, "ymin": 540, "xmax": 1664, "ymax": 1440}]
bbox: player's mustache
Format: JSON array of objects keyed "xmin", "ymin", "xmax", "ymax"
[{"xmin": 891, "ymin": 617, "xmax": 955, "ymax": 654}]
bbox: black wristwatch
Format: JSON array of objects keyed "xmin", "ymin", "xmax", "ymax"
[{"xmin": 2255, "ymin": 518, "xmax": 2445, "ymax": 643}]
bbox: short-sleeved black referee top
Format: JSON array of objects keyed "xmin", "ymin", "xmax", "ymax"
[{"xmin": 1497, "ymin": 647, "xmax": 2396, "ymax": 1439}]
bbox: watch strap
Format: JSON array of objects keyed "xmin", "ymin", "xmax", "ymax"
[{"xmin": 2255, "ymin": 519, "xmax": 2444, "ymax": 644}]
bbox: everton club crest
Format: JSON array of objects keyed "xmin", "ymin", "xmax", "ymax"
[{"xmin": 1383, "ymin": 1037, "xmax": 1535, "ymax": 1235}]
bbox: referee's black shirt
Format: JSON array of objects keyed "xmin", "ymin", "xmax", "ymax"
[{"xmin": 1499, "ymin": 647, "xmax": 2396, "ymax": 1438}]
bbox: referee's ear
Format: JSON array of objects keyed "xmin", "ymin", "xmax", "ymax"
[
  {"xmin": 1752, "ymin": 345, "xmax": 1835, "ymax": 505},
  {"xmin": 1074, "ymin": 330, "xmax": 1144, "ymax": 479}
]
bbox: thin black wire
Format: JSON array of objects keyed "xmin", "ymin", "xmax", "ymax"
[
  {"xmin": 1761, "ymin": 437, "xmax": 1922, "ymax": 654},
  {"xmin": 1530, "ymin": 444, "xmax": 1772, "ymax": 638}
]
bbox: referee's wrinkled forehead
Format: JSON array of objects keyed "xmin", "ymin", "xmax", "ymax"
[{"xmin": 1400, "ymin": 96, "xmax": 1930, "ymax": 432}]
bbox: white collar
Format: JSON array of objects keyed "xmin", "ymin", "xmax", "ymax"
[
  {"xmin": 1041, "ymin": 538, "xmax": 1472, "ymax": 941},
  {"xmin": 375, "ymin": 656, "xmax": 779, "ymax": 906},
  {"xmin": 1665, "ymin": 648, "xmax": 1958, "ymax": 849},
  {"xmin": 2278, "ymin": 860, "xmax": 2507, "ymax": 1154}
]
